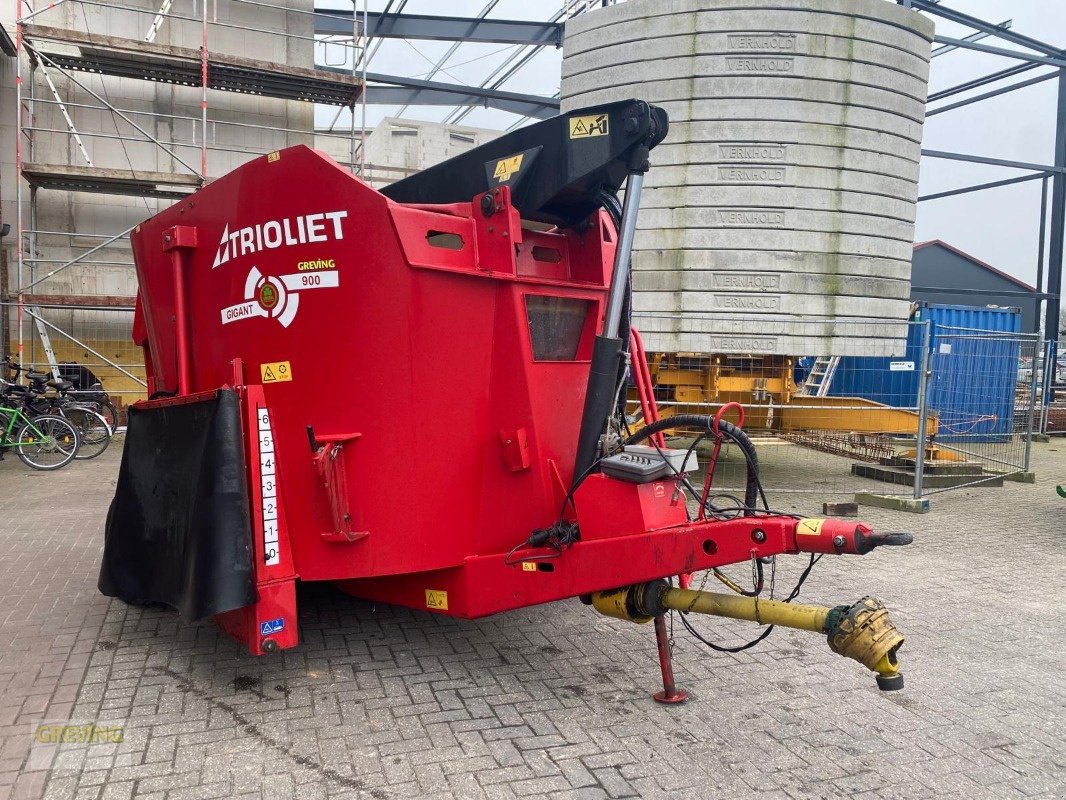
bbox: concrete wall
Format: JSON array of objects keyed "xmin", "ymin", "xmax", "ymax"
[
  {"xmin": 1, "ymin": 0, "xmax": 314, "ymax": 376},
  {"xmin": 314, "ymin": 118, "xmax": 501, "ymax": 188},
  {"xmin": 561, "ymin": 0, "xmax": 934, "ymax": 357}
]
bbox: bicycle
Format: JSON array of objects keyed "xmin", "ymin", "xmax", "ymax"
[
  {"xmin": 0, "ymin": 398, "xmax": 80, "ymax": 470},
  {"xmin": 9, "ymin": 373, "xmax": 113, "ymax": 460},
  {"xmin": 3, "ymin": 356, "xmax": 119, "ymax": 434}
]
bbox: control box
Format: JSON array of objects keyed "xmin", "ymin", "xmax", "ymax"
[{"xmin": 600, "ymin": 445, "xmax": 698, "ymax": 484}]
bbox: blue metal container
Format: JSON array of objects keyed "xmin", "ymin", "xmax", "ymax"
[{"xmin": 827, "ymin": 304, "xmax": 1022, "ymax": 441}]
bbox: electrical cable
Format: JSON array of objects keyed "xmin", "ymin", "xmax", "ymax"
[
  {"xmin": 625, "ymin": 415, "xmax": 763, "ymax": 512},
  {"xmin": 678, "ymin": 553, "xmax": 823, "ymax": 653},
  {"xmin": 626, "ymin": 413, "xmax": 795, "ymax": 523},
  {"xmin": 628, "ymin": 417, "xmax": 804, "ymax": 522},
  {"xmin": 504, "ymin": 520, "xmax": 580, "ymax": 566}
]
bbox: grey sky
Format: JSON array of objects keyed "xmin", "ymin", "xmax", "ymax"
[
  {"xmin": 316, "ymin": 0, "xmax": 1065, "ymax": 287},
  {"xmin": 914, "ymin": 1, "xmax": 1065, "ymax": 289}
]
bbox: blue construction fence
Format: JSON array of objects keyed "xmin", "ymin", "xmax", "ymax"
[{"xmin": 798, "ymin": 304, "xmax": 1030, "ymax": 442}]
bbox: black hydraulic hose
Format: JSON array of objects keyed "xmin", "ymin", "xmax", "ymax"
[{"xmin": 624, "ymin": 415, "xmax": 760, "ymax": 512}]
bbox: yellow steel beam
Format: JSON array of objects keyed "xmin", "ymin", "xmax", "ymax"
[
  {"xmin": 778, "ymin": 396, "xmax": 938, "ymax": 436},
  {"xmin": 635, "ymin": 356, "xmax": 935, "ymax": 436}
]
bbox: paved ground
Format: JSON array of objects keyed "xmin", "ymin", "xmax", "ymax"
[{"xmin": 0, "ymin": 438, "xmax": 1063, "ymax": 800}]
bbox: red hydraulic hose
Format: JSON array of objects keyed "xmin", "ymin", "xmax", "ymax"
[{"xmin": 629, "ymin": 328, "xmax": 666, "ymax": 449}]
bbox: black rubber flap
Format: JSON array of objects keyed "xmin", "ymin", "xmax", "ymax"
[{"xmin": 99, "ymin": 389, "xmax": 256, "ymax": 621}]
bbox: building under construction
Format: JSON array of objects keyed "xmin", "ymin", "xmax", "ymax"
[{"xmin": 0, "ymin": 0, "xmax": 565, "ymax": 409}]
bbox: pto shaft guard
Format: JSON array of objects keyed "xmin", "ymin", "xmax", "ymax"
[{"xmin": 591, "ymin": 581, "xmax": 906, "ymax": 691}]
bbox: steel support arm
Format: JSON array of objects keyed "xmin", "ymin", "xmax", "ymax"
[
  {"xmin": 918, "ymin": 171, "xmax": 1050, "ymax": 202},
  {"xmin": 927, "ymin": 72, "xmax": 1059, "ymax": 117},
  {"xmin": 921, "ymin": 150, "xmax": 1064, "ymax": 174}
]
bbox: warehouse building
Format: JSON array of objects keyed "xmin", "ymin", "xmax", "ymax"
[{"xmin": 910, "ymin": 240, "xmax": 1040, "ymax": 333}]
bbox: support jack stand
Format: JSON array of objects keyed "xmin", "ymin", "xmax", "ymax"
[{"xmin": 652, "ymin": 614, "xmax": 689, "ymax": 704}]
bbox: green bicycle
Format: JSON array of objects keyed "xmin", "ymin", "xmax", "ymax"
[{"xmin": 0, "ymin": 402, "xmax": 80, "ymax": 470}]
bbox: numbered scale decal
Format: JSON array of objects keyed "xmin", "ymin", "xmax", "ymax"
[{"xmin": 257, "ymin": 407, "xmax": 281, "ymax": 566}]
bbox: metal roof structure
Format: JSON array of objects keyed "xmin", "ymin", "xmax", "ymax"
[{"xmin": 314, "ymin": 8, "xmax": 563, "ymax": 45}]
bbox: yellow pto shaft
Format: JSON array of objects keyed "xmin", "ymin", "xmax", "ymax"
[
  {"xmin": 660, "ymin": 587, "xmax": 830, "ymax": 632},
  {"xmin": 591, "ymin": 582, "xmax": 905, "ymax": 690}
]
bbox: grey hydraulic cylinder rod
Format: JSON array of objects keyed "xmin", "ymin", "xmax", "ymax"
[
  {"xmin": 571, "ymin": 171, "xmax": 645, "ymax": 479},
  {"xmin": 602, "ymin": 172, "xmax": 644, "ymax": 339}
]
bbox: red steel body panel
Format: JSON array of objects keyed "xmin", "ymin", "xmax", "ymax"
[
  {"xmin": 131, "ymin": 147, "xmax": 613, "ymax": 601},
  {"xmin": 129, "ymin": 145, "xmax": 874, "ymax": 649}
]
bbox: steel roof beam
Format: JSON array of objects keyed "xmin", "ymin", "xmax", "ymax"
[
  {"xmin": 931, "ymin": 20, "xmax": 1011, "ymax": 58},
  {"xmin": 928, "ymin": 61, "xmax": 1040, "ymax": 103},
  {"xmin": 907, "ymin": 1, "xmax": 1061, "ymax": 58},
  {"xmin": 931, "ymin": 36, "xmax": 1066, "ymax": 69},
  {"xmin": 364, "ymin": 86, "xmax": 557, "ymax": 119},
  {"xmin": 921, "ymin": 149, "xmax": 1065, "ymax": 174},
  {"xmin": 314, "ymin": 9, "xmax": 563, "ymax": 46},
  {"xmin": 926, "ymin": 71, "xmax": 1058, "ymax": 117},
  {"xmin": 314, "ymin": 66, "xmax": 559, "ymax": 118},
  {"xmin": 394, "ymin": 0, "xmax": 501, "ymax": 119},
  {"xmin": 918, "ymin": 171, "xmax": 1050, "ymax": 202}
]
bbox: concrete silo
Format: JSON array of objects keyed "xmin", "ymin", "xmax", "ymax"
[{"xmin": 561, "ymin": 0, "xmax": 934, "ymax": 358}]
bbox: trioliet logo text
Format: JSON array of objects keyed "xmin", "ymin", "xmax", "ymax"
[{"xmin": 212, "ymin": 210, "xmax": 349, "ymax": 268}]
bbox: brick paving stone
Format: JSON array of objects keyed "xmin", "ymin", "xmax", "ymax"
[{"xmin": 0, "ymin": 440, "xmax": 1064, "ymax": 798}]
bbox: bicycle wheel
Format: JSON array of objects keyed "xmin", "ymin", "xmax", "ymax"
[
  {"xmin": 15, "ymin": 415, "xmax": 79, "ymax": 470},
  {"xmin": 99, "ymin": 399, "xmax": 120, "ymax": 432},
  {"xmin": 62, "ymin": 407, "xmax": 112, "ymax": 460}
]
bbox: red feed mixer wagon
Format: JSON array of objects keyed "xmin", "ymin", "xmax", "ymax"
[{"xmin": 101, "ymin": 100, "xmax": 912, "ymax": 701}]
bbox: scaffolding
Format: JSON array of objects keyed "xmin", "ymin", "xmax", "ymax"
[
  {"xmin": 6, "ymin": 0, "xmax": 380, "ymax": 409},
  {"xmin": 6, "ymin": 0, "xmax": 570, "ymax": 411}
]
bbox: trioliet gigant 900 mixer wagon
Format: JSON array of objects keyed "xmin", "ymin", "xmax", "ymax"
[{"xmin": 101, "ymin": 100, "xmax": 911, "ymax": 702}]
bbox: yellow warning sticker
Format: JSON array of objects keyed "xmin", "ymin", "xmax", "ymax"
[
  {"xmin": 493, "ymin": 154, "xmax": 524, "ymax": 183},
  {"xmin": 569, "ymin": 114, "xmax": 609, "ymax": 139},
  {"xmin": 521, "ymin": 562, "xmax": 537, "ymax": 572},
  {"xmin": 267, "ymin": 151, "xmax": 281, "ymax": 162},
  {"xmin": 261, "ymin": 361, "xmax": 292, "ymax": 383},
  {"xmin": 425, "ymin": 589, "xmax": 449, "ymax": 611},
  {"xmin": 796, "ymin": 518, "xmax": 825, "ymax": 536}
]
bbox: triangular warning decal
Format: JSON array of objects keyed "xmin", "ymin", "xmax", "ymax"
[{"xmin": 263, "ymin": 366, "xmax": 276, "ymax": 382}]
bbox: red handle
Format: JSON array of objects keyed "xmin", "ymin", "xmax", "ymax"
[{"xmin": 713, "ymin": 401, "xmax": 745, "ymax": 435}]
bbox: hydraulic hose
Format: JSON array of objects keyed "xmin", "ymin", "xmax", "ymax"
[{"xmin": 624, "ymin": 414, "xmax": 760, "ymax": 512}]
